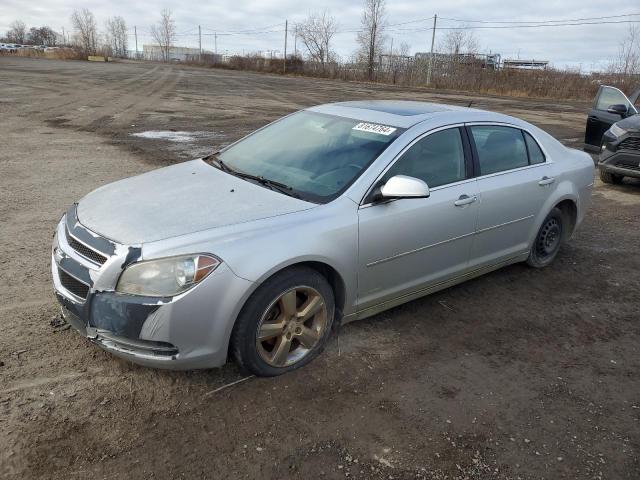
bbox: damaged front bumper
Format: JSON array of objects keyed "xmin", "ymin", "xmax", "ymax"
[
  {"xmin": 51, "ymin": 205, "xmax": 253, "ymax": 369},
  {"xmin": 599, "ymin": 133, "xmax": 640, "ymax": 179}
]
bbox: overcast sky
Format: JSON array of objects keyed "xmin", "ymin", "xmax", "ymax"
[{"xmin": 1, "ymin": 0, "xmax": 638, "ymax": 71}]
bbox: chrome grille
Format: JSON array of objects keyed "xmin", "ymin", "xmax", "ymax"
[
  {"xmin": 65, "ymin": 228, "xmax": 108, "ymax": 265},
  {"xmin": 58, "ymin": 269, "xmax": 89, "ymax": 300},
  {"xmin": 619, "ymin": 137, "xmax": 640, "ymax": 151}
]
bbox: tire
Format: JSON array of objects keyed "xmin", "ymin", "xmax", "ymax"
[
  {"xmin": 230, "ymin": 266, "xmax": 335, "ymax": 377},
  {"xmin": 526, "ymin": 207, "xmax": 565, "ymax": 268},
  {"xmin": 599, "ymin": 169, "xmax": 623, "ymax": 184}
]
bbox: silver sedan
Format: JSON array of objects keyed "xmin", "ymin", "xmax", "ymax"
[{"xmin": 51, "ymin": 101, "xmax": 594, "ymax": 376}]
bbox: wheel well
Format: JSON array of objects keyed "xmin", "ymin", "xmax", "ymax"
[
  {"xmin": 555, "ymin": 199, "xmax": 577, "ymax": 240},
  {"xmin": 290, "ymin": 261, "xmax": 347, "ymax": 322}
]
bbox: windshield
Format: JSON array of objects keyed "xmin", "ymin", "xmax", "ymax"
[{"xmin": 216, "ymin": 111, "xmax": 403, "ymax": 203}]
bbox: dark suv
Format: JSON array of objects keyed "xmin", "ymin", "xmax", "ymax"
[{"xmin": 584, "ymin": 85, "xmax": 640, "ymax": 184}]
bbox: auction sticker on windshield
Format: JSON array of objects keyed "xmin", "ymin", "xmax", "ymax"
[{"xmin": 352, "ymin": 122, "xmax": 397, "ymax": 136}]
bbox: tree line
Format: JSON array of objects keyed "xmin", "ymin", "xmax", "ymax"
[{"xmin": 4, "ymin": 0, "xmax": 638, "ymax": 84}]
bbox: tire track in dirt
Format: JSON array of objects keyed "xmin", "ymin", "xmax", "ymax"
[
  {"xmin": 19, "ymin": 64, "xmax": 168, "ymax": 126},
  {"xmin": 114, "ymin": 68, "xmax": 183, "ymax": 126},
  {"xmin": 44, "ymin": 66, "xmax": 179, "ymax": 130}
]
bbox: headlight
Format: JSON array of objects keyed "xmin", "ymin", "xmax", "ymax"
[
  {"xmin": 609, "ymin": 123, "xmax": 627, "ymax": 138},
  {"xmin": 116, "ymin": 254, "xmax": 220, "ymax": 297}
]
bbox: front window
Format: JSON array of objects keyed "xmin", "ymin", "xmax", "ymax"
[
  {"xmin": 216, "ymin": 111, "xmax": 403, "ymax": 202},
  {"xmin": 381, "ymin": 127, "xmax": 467, "ymax": 188},
  {"xmin": 595, "ymin": 86, "xmax": 636, "ymax": 113}
]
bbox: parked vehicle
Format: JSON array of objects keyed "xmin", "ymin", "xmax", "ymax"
[
  {"xmin": 598, "ymin": 114, "xmax": 640, "ymax": 184},
  {"xmin": 585, "ymin": 85, "xmax": 639, "ymax": 150},
  {"xmin": 52, "ymin": 101, "xmax": 594, "ymax": 376},
  {"xmin": 0, "ymin": 43, "xmax": 17, "ymax": 53}
]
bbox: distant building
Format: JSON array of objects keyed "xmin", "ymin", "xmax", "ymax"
[
  {"xmin": 142, "ymin": 44, "xmax": 221, "ymax": 62},
  {"xmin": 414, "ymin": 52, "xmax": 502, "ymax": 70},
  {"xmin": 502, "ymin": 59, "xmax": 549, "ymax": 70}
]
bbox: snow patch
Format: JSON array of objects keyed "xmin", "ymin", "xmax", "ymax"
[{"xmin": 130, "ymin": 130, "xmax": 218, "ymax": 143}]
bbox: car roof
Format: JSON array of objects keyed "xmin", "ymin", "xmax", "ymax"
[{"xmin": 308, "ymin": 100, "xmax": 517, "ymax": 129}]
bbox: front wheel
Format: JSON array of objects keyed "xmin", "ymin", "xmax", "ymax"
[
  {"xmin": 230, "ymin": 267, "xmax": 335, "ymax": 377},
  {"xmin": 527, "ymin": 208, "xmax": 564, "ymax": 268},
  {"xmin": 599, "ymin": 169, "xmax": 623, "ymax": 184}
]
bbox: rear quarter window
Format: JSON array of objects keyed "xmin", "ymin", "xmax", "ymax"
[{"xmin": 524, "ymin": 132, "xmax": 545, "ymax": 164}]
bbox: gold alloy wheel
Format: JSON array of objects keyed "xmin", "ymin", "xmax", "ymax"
[{"xmin": 256, "ymin": 286, "xmax": 328, "ymax": 367}]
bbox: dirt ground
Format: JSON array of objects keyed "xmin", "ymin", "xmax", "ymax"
[{"xmin": 1, "ymin": 57, "xmax": 639, "ymax": 480}]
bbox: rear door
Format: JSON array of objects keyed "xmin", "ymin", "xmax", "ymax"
[
  {"xmin": 467, "ymin": 124, "xmax": 554, "ymax": 268},
  {"xmin": 585, "ymin": 86, "xmax": 638, "ymax": 149}
]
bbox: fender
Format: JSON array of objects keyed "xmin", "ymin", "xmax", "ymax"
[{"xmin": 527, "ymin": 177, "xmax": 579, "ymax": 249}]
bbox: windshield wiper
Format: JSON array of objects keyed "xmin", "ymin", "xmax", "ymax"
[{"xmin": 205, "ymin": 154, "xmax": 302, "ymax": 199}]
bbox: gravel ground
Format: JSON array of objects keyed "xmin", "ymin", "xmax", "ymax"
[{"xmin": 1, "ymin": 57, "xmax": 639, "ymax": 479}]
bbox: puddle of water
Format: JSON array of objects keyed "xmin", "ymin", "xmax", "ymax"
[{"xmin": 130, "ymin": 130, "xmax": 218, "ymax": 143}]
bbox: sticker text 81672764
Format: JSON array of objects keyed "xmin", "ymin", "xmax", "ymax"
[{"xmin": 352, "ymin": 122, "xmax": 397, "ymax": 136}]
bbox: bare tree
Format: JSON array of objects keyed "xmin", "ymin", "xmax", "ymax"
[
  {"xmin": 609, "ymin": 25, "xmax": 640, "ymax": 76},
  {"xmin": 357, "ymin": 0, "xmax": 387, "ymax": 80},
  {"xmin": 105, "ymin": 16, "xmax": 128, "ymax": 58},
  {"xmin": 28, "ymin": 26, "xmax": 58, "ymax": 46},
  {"xmin": 71, "ymin": 8, "xmax": 98, "ymax": 55},
  {"xmin": 389, "ymin": 41, "xmax": 410, "ymax": 84},
  {"xmin": 296, "ymin": 10, "xmax": 338, "ymax": 72},
  {"xmin": 151, "ymin": 9, "xmax": 176, "ymax": 62},
  {"xmin": 6, "ymin": 20, "xmax": 27, "ymax": 44},
  {"xmin": 439, "ymin": 27, "xmax": 479, "ymax": 56}
]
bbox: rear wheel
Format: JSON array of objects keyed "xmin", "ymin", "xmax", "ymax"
[
  {"xmin": 599, "ymin": 169, "xmax": 623, "ymax": 184},
  {"xmin": 527, "ymin": 208, "xmax": 564, "ymax": 268},
  {"xmin": 231, "ymin": 267, "xmax": 335, "ymax": 377}
]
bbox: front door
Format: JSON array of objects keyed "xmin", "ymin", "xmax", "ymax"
[
  {"xmin": 585, "ymin": 86, "xmax": 637, "ymax": 148},
  {"xmin": 357, "ymin": 127, "xmax": 479, "ymax": 310}
]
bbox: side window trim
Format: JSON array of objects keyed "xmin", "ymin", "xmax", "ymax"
[
  {"xmin": 360, "ymin": 124, "xmax": 472, "ymax": 206},
  {"xmin": 522, "ymin": 130, "xmax": 532, "ymax": 165}
]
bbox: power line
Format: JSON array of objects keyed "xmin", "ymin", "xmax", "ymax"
[
  {"xmin": 437, "ymin": 12, "xmax": 640, "ymax": 24},
  {"xmin": 391, "ymin": 19, "xmax": 640, "ymax": 32}
]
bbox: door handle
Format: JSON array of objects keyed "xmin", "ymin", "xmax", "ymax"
[
  {"xmin": 454, "ymin": 194, "xmax": 477, "ymax": 207},
  {"xmin": 538, "ymin": 176, "xmax": 555, "ymax": 186}
]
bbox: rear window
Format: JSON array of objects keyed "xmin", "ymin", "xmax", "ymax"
[{"xmin": 470, "ymin": 126, "xmax": 528, "ymax": 175}]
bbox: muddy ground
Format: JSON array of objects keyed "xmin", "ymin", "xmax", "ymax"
[{"xmin": 0, "ymin": 57, "xmax": 639, "ymax": 480}]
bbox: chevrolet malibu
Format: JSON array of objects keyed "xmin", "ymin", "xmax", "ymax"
[{"xmin": 52, "ymin": 101, "xmax": 594, "ymax": 376}]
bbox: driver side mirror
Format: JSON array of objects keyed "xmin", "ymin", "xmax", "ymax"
[
  {"xmin": 607, "ymin": 104, "xmax": 629, "ymax": 117},
  {"xmin": 376, "ymin": 175, "xmax": 430, "ymax": 201}
]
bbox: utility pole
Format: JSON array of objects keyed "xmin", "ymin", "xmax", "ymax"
[
  {"xmin": 214, "ymin": 33, "xmax": 217, "ymax": 55},
  {"xmin": 283, "ymin": 20, "xmax": 288, "ymax": 74},
  {"xmin": 293, "ymin": 25, "xmax": 297, "ymax": 57},
  {"xmin": 426, "ymin": 14, "xmax": 437, "ymax": 85},
  {"xmin": 389, "ymin": 37, "xmax": 393, "ymax": 73},
  {"xmin": 198, "ymin": 25, "xmax": 202, "ymax": 58},
  {"xmin": 134, "ymin": 25, "xmax": 138, "ymax": 60}
]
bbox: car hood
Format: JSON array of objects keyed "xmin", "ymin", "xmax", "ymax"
[
  {"xmin": 76, "ymin": 159, "xmax": 316, "ymax": 245},
  {"xmin": 616, "ymin": 114, "xmax": 640, "ymax": 132}
]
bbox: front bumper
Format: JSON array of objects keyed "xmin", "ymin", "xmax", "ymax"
[
  {"xmin": 52, "ymin": 206, "xmax": 254, "ymax": 369},
  {"xmin": 599, "ymin": 133, "xmax": 640, "ymax": 179}
]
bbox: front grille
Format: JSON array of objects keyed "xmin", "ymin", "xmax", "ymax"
[
  {"xmin": 65, "ymin": 228, "xmax": 107, "ymax": 265},
  {"xmin": 616, "ymin": 161, "xmax": 640, "ymax": 172},
  {"xmin": 619, "ymin": 137, "xmax": 640, "ymax": 151},
  {"xmin": 58, "ymin": 269, "xmax": 89, "ymax": 300}
]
